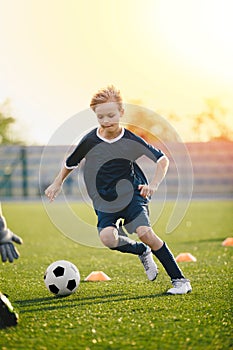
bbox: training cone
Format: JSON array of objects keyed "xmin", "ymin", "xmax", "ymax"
[
  {"xmin": 84, "ymin": 271, "xmax": 111, "ymax": 282},
  {"xmin": 175, "ymin": 253, "xmax": 197, "ymax": 262},
  {"xmin": 222, "ymin": 237, "xmax": 233, "ymax": 247}
]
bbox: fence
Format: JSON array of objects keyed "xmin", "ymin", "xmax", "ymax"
[{"xmin": 0, "ymin": 142, "xmax": 232, "ymax": 199}]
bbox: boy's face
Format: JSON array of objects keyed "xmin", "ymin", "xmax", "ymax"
[{"xmin": 95, "ymin": 102, "xmax": 124, "ymax": 131}]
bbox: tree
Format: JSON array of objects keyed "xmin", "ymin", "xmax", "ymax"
[
  {"xmin": 0, "ymin": 99, "xmax": 23, "ymax": 144},
  {"xmin": 124, "ymin": 100, "xmax": 181, "ymax": 143},
  {"xmin": 192, "ymin": 98, "xmax": 233, "ymax": 141}
]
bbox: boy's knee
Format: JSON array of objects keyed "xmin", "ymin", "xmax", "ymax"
[
  {"xmin": 99, "ymin": 227, "xmax": 118, "ymax": 248},
  {"xmin": 136, "ymin": 226, "xmax": 153, "ymax": 238},
  {"xmin": 136, "ymin": 226, "xmax": 163, "ymax": 250}
]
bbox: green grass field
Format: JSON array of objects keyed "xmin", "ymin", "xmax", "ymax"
[{"xmin": 0, "ymin": 200, "xmax": 232, "ymax": 350}]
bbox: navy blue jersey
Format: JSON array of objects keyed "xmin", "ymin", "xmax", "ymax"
[{"xmin": 65, "ymin": 128, "xmax": 165, "ymax": 212}]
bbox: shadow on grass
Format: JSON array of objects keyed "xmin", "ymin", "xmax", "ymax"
[
  {"xmin": 15, "ymin": 291, "xmax": 167, "ymax": 313},
  {"xmin": 182, "ymin": 237, "xmax": 225, "ymax": 244}
]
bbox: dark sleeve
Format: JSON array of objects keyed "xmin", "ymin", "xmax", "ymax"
[
  {"xmin": 65, "ymin": 138, "xmax": 88, "ymax": 169},
  {"xmin": 127, "ymin": 130, "xmax": 165, "ymax": 162},
  {"xmin": 143, "ymin": 142, "xmax": 165, "ymax": 162}
]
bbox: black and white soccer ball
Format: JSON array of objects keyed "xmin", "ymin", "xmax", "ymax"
[{"xmin": 44, "ymin": 260, "xmax": 80, "ymax": 296}]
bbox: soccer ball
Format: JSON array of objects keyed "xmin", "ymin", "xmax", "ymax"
[{"xmin": 44, "ymin": 260, "xmax": 80, "ymax": 296}]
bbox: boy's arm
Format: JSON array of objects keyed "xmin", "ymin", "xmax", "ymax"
[
  {"xmin": 138, "ymin": 156, "xmax": 169, "ymax": 198},
  {"xmin": 45, "ymin": 166, "xmax": 73, "ymax": 202}
]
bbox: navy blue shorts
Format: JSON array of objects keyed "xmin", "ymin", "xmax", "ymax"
[{"xmin": 96, "ymin": 196, "xmax": 151, "ymax": 234}]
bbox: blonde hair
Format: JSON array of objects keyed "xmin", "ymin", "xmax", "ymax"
[{"xmin": 90, "ymin": 85, "xmax": 123, "ymax": 111}]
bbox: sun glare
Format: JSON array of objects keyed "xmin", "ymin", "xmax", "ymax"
[{"xmin": 145, "ymin": 0, "xmax": 233, "ymax": 82}]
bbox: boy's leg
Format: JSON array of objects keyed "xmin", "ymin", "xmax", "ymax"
[
  {"xmin": 99, "ymin": 225, "xmax": 147, "ymax": 255},
  {"xmin": 99, "ymin": 224, "xmax": 158, "ymax": 281},
  {"xmin": 152, "ymin": 241, "xmax": 184, "ymax": 279},
  {"xmin": 153, "ymin": 242, "xmax": 192, "ymax": 294},
  {"xmin": 117, "ymin": 220, "xmax": 158, "ymax": 281},
  {"xmin": 136, "ymin": 226, "xmax": 184, "ymax": 278},
  {"xmin": 97, "ymin": 210, "xmax": 158, "ymax": 281},
  {"xmin": 137, "ymin": 226, "xmax": 192, "ymax": 294},
  {"xmin": 97, "ymin": 212, "xmax": 148, "ymax": 255}
]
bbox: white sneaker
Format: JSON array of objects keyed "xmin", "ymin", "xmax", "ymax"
[
  {"xmin": 139, "ymin": 247, "xmax": 158, "ymax": 281},
  {"xmin": 167, "ymin": 278, "xmax": 192, "ymax": 295}
]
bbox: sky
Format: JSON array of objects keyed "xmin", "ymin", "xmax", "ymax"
[{"xmin": 0, "ymin": 0, "xmax": 233, "ymax": 144}]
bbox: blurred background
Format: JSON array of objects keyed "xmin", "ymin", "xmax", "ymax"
[{"xmin": 0, "ymin": 0, "xmax": 232, "ymax": 199}]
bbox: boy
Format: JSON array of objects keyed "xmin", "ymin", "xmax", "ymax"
[{"xmin": 45, "ymin": 85, "xmax": 191, "ymax": 294}]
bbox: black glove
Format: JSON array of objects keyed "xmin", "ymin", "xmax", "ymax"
[
  {"xmin": 0, "ymin": 216, "xmax": 23, "ymax": 263},
  {"xmin": 0, "ymin": 292, "xmax": 18, "ymax": 329}
]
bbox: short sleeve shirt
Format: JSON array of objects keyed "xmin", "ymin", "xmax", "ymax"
[{"xmin": 65, "ymin": 127, "xmax": 165, "ymax": 212}]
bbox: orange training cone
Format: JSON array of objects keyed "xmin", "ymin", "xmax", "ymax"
[
  {"xmin": 222, "ymin": 237, "xmax": 233, "ymax": 247},
  {"xmin": 175, "ymin": 253, "xmax": 197, "ymax": 262},
  {"xmin": 84, "ymin": 271, "xmax": 111, "ymax": 281}
]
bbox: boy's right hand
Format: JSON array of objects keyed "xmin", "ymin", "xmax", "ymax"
[{"xmin": 44, "ymin": 183, "xmax": 62, "ymax": 202}]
